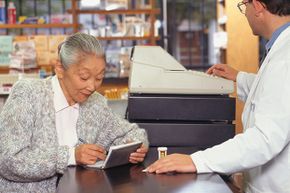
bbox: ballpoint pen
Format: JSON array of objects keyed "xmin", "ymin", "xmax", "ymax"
[
  {"xmin": 79, "ymin": 138, "xmax": 108, "ymax": 155},
  {"xmin": 78, "ymin": 138, "xmax": 88, "ymax": 144}
]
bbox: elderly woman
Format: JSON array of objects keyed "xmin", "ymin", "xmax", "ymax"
[{"xmin": 0, "ymin": 33, "xmax": 148, "ymax": 192}]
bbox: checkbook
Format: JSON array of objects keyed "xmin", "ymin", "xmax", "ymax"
[{"xmin": 86, "ymin": 141, "xmax": 142, "ymax": 169}]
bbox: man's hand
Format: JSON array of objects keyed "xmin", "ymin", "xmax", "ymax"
[
  {"xmin": 129, "ymin": 144, "xmax": 148, "ymax": 164},
  {"xmin": 206, "ymin": 64, "xmax": 239, "ymax": 82},
  {"xmin": 75, "ymin": 144, "xmax": 106, "ymax": 165},
  {"xmin": 146, "ymin": 154, "xmax": 197, "ymax": 174}
]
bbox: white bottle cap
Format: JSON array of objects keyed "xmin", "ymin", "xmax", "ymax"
[
  {"xmin": 157, "ymin": 147, "xmax": 167, "ymax": 151},
  {"xmin": 0, "ymin": 1, "xmax": 5, "ymax": 7},
  {"xmin": 8, "ymin": 2, "xmax": 15, "ymax": 8}
]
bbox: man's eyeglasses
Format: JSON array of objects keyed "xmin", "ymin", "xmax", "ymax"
[{"xmin": 237, "ymin": 1, "xmax": 249, "ymax": 14}]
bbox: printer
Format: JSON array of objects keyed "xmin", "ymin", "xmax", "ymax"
[{"xmin": 127, "ymin": 46, "xmax": 235, "ymax": 152}]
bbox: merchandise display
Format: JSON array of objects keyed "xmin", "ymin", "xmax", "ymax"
[
  {"xmin": 119, "ymin": 46, "xmax": 132, "ymax": 77},
  {"xmin": 0, "ymin": 36, "xmax": 13, "ymax": 66},
  {"xmin": 0, "ymin": 36, "xmax": 13, "ymax": 52},
  {"xmin": 105, "ymin": 46, "xmax": 132, "ymax": 78},
  {"xmin": 7, "ymin": 2, "xmax": 16, "ymax": 24},
  {"xmin": 0, "ymin": 1, "xmax": 6, "ymax": 24},
  {"xmin": 105, "ymin": 48, "xmax": 120, "ymax": 78},
  {"xmin": 80, "ymin": 0, "xmax": 128, "ymax": 10},
  {"xmin": 0, "ymin": 0, "xmax": 159, "ymax": 100},
  {"xmin": 0, "ymin": 35, "xmax": 66, "ymax": 70},
  {"xmin": 10, "ymin": 40, "xmax": 37, "ymax": 69},
  {"xmin": 105, "ymin": 0, "xmax": 128, "ymax": 10},
  {"xmin": 18, "ymin": 16, "xmax": 46, "ymax": 24},
  {"xmin": 50, "ymin": 14, "xmax": 72, "ymax": 24}
]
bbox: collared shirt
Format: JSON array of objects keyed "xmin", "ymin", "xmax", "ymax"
[
  {"xmin": 265, "ymin": 22, "xmax": 290, "ymax": 53},
  {"xmin": 192, "ymin": 62, "xmax": 290, "ymax": 192},
  {"xmin": 51, "ymin": 76, "xmax": 79, "ymax": 165}
]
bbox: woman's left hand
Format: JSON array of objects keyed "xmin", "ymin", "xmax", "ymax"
[{"xmin": 129, "ymin": 144, "xmax": 148, "ymax": 164}]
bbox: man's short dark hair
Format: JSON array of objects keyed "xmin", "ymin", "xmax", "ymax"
[{"xmin": 256, "ymin": 0, "xmax": 290, "ymax": 16}]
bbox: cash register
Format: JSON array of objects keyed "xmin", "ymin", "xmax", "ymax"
[{"xmin": 127, "ymin": 46, "xmax": 236, "ymax": 151}]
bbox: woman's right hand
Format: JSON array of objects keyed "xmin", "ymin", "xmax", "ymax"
[
  {"xmin": 75, "ymin": 144, "xmax": 106, "ymax": 165},
  {"xmin": 206, "ymin": 64, "xmax": 239, "ymax": 82}
]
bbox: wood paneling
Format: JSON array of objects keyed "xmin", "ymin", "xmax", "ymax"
[{"xmin": 225, "ymin": 0, "xmax": 259, "ymax": 133}]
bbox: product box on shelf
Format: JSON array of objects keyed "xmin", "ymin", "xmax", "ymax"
[
  {"xmin": 28, "ymin": 35, "xmax": 48, "ymax": 51},
  {"xmin": 10, "ymin": 41, "xmax": 37, "ymax": 69},
  {"xmin": 127, "ymin": 0, "xmax": 148, "ymax": 9},
  {"xmin": 49, "ymin": 50, "xmax": 58, "ymax": 62},
  {"xmin": 80, "ymin": 0, "xmax": 102, "ymax": 9},
  {"xmin": 36, "ymin": 51, "xmax": 50, "ymax": 66},
  {"xmin": 105, "ymin": 48, "xmax": 120, "ymax": 78},
  {"xmin": 51, "ymin": 14, "xmax": 72, "ymax": 24},
  {"xmin": 105, "ymin": 0, "xmax": 128, "ymax": 10},
  {"xmin": 119, "ymin": 46, "xmax": 132, "ymax": 77},
  {"xmin": 19, "ymin": 16, "xmax": 46, "ymax": 24},
  {"xmin": 14, "ymin": 36, "xmax": 28, "ymax": 42},
  {"xmin": 0, "ymin": 53, "xmax": 10, "ymax": 66},
  {"xmin": 0, "ymin": 36, "xmax": 13, "ymax": 52},
  {"xmin": 124, "ymin": 16, "xmax": 148, "ymax": 37},
  {"xmin": 48, "ymin": 35, "xmax": 66, "ymax": 52}
]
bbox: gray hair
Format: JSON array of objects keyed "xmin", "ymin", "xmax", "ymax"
[{"xmin": 58, "ymin": 33, "xmax": 104, "ymax": 69}]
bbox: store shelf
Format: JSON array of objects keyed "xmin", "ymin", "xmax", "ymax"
[
  {"xmin": 0, "ymin": 23, "xmax": 76, "ymax": 29},
  {"xmin": 0, "ymin": 67, "xmax": 9, "ymax": 74},
  {"xmin": 103, "ymin": 77, "xmax": 128, "ymax": 84},
  {"xmin": 97, "ymin": 36, "xmax": 160, "ymax": 41},
  {"xmin": 0, "ymin": 0, "xmax": 159, "ymax": 93},
  {"xmin": 68, "ymin": 9, "xmax": 160, "ymax": 15},
  {"xmin": 69, "ymin": 0, "xmax": 159, "ymax": 44},
  {"xmin": 0, "ymin": 66, "xmax": 41, "ymax": 74}
]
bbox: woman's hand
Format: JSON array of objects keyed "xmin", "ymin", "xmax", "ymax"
[
  {"xmin": 75, "ymin": 144, "xmax": 106, "ymax": 165},
  {"xmin": 129, "ymin": 144, "xmax": 148, "ymax": 164},
  {"xmin": 146, "ymin": 154, "xmax": 196, "ymax": 174},
  {"xmin": 206, "ymin": 64, "xmax": 239, "ymax": 82}
]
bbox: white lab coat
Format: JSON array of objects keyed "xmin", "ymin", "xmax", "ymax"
[{"xmin": 191, "ymin": 26, "xmax": 290, "ymax": 193}]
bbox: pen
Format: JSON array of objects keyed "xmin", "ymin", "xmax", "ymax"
[
  {"xmin": 78, "ymin": 138, "xmax": 88, "ymax": 144},
  {"xmin": 79, "ymin": 138, "xmax": 108, "ymax": 155}
]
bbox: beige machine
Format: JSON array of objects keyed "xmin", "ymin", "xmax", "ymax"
[
  {"xmin": 127, "ymin": 46, "xmax": 236, "ymax": 151},
  {"xmin": 129, "ymin": 46, "xmax": 234, "ymax": 95}
]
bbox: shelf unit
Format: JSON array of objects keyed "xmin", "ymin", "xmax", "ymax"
[
  {"xmin": 0, "ymin": 0, "xmax": 161, "ymax": 97},
  {"xmin": 0, "ymin": 23, "xmax": 75, "ymax": 29},
  {"xmin": 70, "ymin": 0, "xmax": 160, "ymax": 45},
  {"xmin": 93, "ymin": 36, "xmax": 160, "ymax": 41},
  {"xmin": 0, "ymin": 0, "xmax": 160, "ymax": 42},
  {"xmin": 69, "ymin": 0, "xmax": 160, "ymax": 94},
  {"xmin": 216, "ymin": 0, "xmax": 227, "ymax": 64},
  {"xmin": 0, "ymin": 0, "xmax": 160, "ymax": 64},
  {"xmin": 0, "ymin": 67, "xmax": 9, "ymax": 74},
  {"xmin": 68, "ymin": 9, "xmax": 160, "ymax": 14}
]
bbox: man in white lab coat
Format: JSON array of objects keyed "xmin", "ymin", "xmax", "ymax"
[{"xmin": 146, "ymin": 0, "xmax": 290, "ymax": 192}]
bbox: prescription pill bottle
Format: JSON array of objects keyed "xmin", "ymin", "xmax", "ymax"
[{"xmin": 157, "ymin": 147, "xmax": 167, "ymax": 159}]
